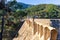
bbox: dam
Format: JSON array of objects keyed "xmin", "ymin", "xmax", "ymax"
[{"xmin": 13, "ymin": 19, "xmax": 60, "ymax": 40}]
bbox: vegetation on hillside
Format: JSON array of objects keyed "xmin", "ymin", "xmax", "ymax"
[{"xmin": 25, "ymin": 4, "xmax": 60, "ymax": 18}]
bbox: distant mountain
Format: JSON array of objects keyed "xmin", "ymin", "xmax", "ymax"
[
  {"xmin": 25, "ymin": 4, "xmax": 60, "ymax": 18},
  {"xmin": 6, "ymin": 1, "xmax": 33, "ymax": 11},
  {"xmin": 17, "ymin": 2, "xmax": 32, "ymax": 9}
]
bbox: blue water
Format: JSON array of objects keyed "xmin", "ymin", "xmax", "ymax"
[{"xmin": 50, "ymin": 19, "xmax": 60, "ymax": 40}]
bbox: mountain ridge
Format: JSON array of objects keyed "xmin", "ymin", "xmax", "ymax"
[
  {"xmin": 25, "ymin": 4, "xmax": 60, "ymax": 18},
  {"xmin": 6, "ymin": 1, "xmax": 33, "ymax": 11}
]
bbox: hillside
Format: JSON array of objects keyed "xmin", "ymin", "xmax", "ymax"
[
  {"xmin": 25, "ymin": 4, "xmax": 60, "ymax": 18},
  {"xmin": 6, "ymin": 1, "xmax": 60, "ymax": 18},
  {"xmin": 6, "ymin": 1, "xmax": 32, "ymax": 11}
]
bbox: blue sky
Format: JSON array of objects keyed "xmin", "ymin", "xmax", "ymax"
[{"xmin": 7, "ymin": 0, "xmax": 60, "ymax": 5}]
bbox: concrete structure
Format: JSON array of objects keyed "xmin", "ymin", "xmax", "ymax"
[{"xmin": 13, "ymin": 19, "xmax": 58, "ymax": 40}]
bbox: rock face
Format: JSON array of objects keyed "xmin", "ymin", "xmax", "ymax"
[{"xmin": 13, "ymin": 19, "xmax": 58, "ymax": 40}]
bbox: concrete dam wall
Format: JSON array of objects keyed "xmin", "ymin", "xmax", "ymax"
[{"xmin": 13, "ymin": 19, "xmax": 59, "ymax": 40}]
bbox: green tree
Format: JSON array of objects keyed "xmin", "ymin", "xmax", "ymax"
[{"xmin": 13, "ymin": 9, "xmax": 27, "ymax": 21}]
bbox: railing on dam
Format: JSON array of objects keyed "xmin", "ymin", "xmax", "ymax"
[{"xmin": 26, "ymin": 19, "xmax": 58, "ymax": 40}]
